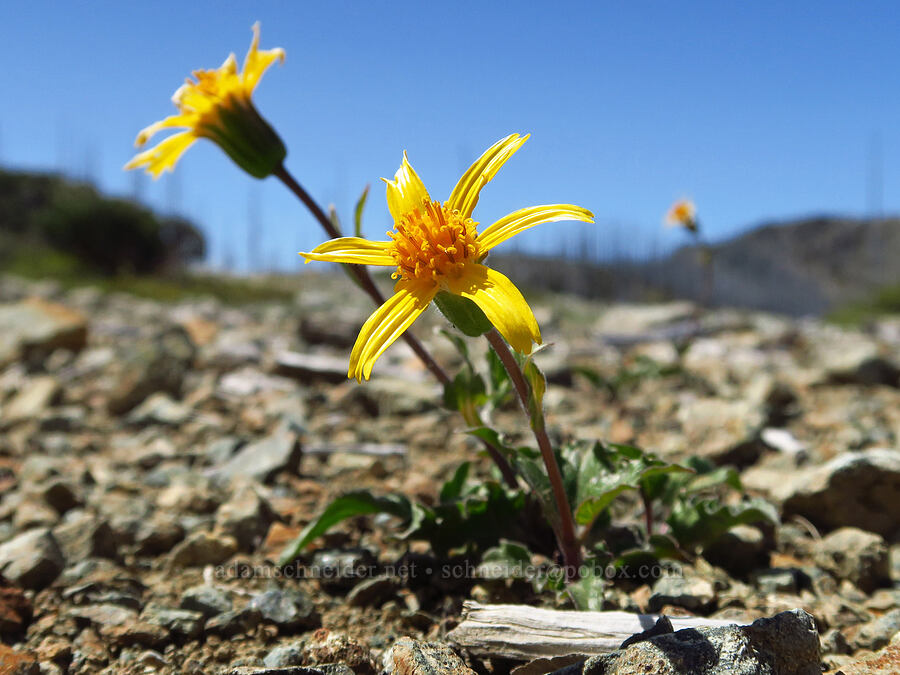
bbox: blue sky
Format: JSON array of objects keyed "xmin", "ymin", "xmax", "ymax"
[{"xmin": 4, "ymin": 1, "xmax": 899, "ymax": 271}]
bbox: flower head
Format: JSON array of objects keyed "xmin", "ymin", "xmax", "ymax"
[
  {"xmin": 664, "ymin": 199, "xmax": 698, "ymax": 232},
  {"xmin": 300, "ymin": 134, "xmax": 594, "ymax": 381},
  {"xmin": 125, "ymin": 23, "xmax": 286, "ymax": 179}
]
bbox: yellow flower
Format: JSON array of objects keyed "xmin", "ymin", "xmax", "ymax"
[
  {"xmin": 125, "ymin": 23, "xmax": 286, "ymax": 179},
  {"xmin": 664, "ymin": 199, "xmax": 698, "ymax": 232},
  {"xmin": 300, "ymin": 134, "xmax": 594, "ymax": 381}
]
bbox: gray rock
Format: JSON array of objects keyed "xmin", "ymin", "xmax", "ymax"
[
  {"xmin": 309, "ymin": 549, "xmax": 379, "ymax": 592},
  {"xmin": 347, "ymin": 575, "xmax": 399, "ymax": 608},
  {"xmin": 777, "ymin": 448, "xmax": 900, "ymax": 537},
  {"xmin": 555, "ymin": 609, "xmax": 820, "ymax": 675},
  {"xmin": 383, "ymin": 637, "xmax": 476, "ymax": 675},
  {"xmin": 0, "ymin": 528, "xmax": 65, "ymax": 590},
  {"xmin": 40, "ymin": 478, "xmax": 82, "ymax": 514},
  {"xmin": 168, "ymin": 531, "xmax": 238, "ymax": 568},
  {"xmin": 274, "ymin": 350, "xmax": 349, "ymax": 384},
  {"xmin": 204, "ymin": 436, "xmax": 242, "ymax": 465},
  {"xmin": 53, "ymin": 513, "xmax": 118, "ymax": 562},
  {"xmin": 249, "ymin": 588, "xmax": 320, "ymax": 633},
  {"xmin": 675, "ymin": 397, "xmax": 765, "ymax": 465},
  {"xmin": 215, "ymin": 484, "xmax": 276, "ymax": 551},
  {"xmin": 845, "ymin": 608, "xmax": 900, "ymax": 652},
  {"xmin": 812, "ymin": 527, "xmax": 890, "ymax": 592},
  {"xmin": 226, "ymin": 668, "xmax": 328, "ymax": 675},
  {"xmin": 133, "ymin": 514, "xmax": 185, "ymax": 555},
  {"xmin": 126, "ymin": 392, "xmax": 193, "ymax": 426},
  {"xmin": 0, "ymin": 298, "xmax": 87, "ymax": 367},
  {"xmin": 180, "ymin": 584, "xmax": 233, "ymax": 618},
  {"xmin": 203, "ymin": 607, "xmax": 262, "ymax": 638},
  {"xmin": 141, "ymin": 603, "xmax": 205, "ymax": 641},
  {"xmin": 1, "ymin": 376, "xmax": 60, "ymax": 426},
  {"xmin": 752, "ymin": 568, "xmax": 804, "ymax": 595},
  {"xmin": 648, "ymin": 575, "xmax": 716, "ymax": 613},
  {"xmin": 68, "ymin": 603, "xmax": 137, "ymax": 627},
  {"xmin": 106, "ymin": 326, "xmax": 195, "ymax": 415},
  {"xmin": 214, "ymin": 425, "xmax": 303, "ymax": 483},
  {"xmin": 263, "ymin": 643, "xmax": 303, "ymax": 668},
  {"xmin": 703, "ymin": 525, "xmax": 769, "ymax": 578}
]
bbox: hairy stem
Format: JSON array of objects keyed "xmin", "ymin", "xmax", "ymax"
[
  {"xmin": 485, "ymin": 329, "xmax": 582, "ymax": 579},
  {"xmin": 274, "ymin": 165, "xmax": 449, "ymax": 387}
]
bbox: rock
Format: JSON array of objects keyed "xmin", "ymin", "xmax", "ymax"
[
  {"xmin": 274, "ymin": 351, "xmax": 349, "ymax": 384},
  {"xmin": 1, "ymin": 376, "xmax": 60, "ymax": 426},
  {"xmin": 832, "ymin": 643, "xmax": 900, "ymax": 674},
  {"xmin": 647, "ymin": 575, "xmax": 716, "ymax": 614},
  {"xmin": 214, "ymin": 426, "xmax": 303, "ymax": 484},
  {"xmin": 141, "ymin": 604, "xmax": 205, "ymax": 641},
  {"xmin": 347, "ymin": 575, "xmax": 399, "ymax": 608},
  {"xmin": 0, "ymin": 582, "xmax": 32, "ymax": 635},
  {"xmin": 127, "ymin": 392, "xmax": 193, "ymax": 426},
  {"xmin": 53, "ymin": 513, "xmax": 118, "ymax": 563},
  {"xmin": 203, "ymin": 607, "xmax": 262, "ymax": 638},
  {"xmin": 204, "ymin": 436, "xmax": 242, "ymax": 465},
  {"xmin": 40, "ymin": 479, "xmax": 82, "ymax": 514},
  {"xmin": 845, "ymin": 608, "xmax": 900, "ymax": 652},
  {"xmin": 759, "ymin": 428, "xmax": 806, "ymax": 457},
  {"xmin": 776, "ymin": 448, "xmax": 900, "ymax": 537},
  {"xmin": 218, "ymin": 367, "xmax": 294, "ymax": 398},
  {"xmin": 703, "ymin": 525, "xmax": 770, "ymax": 578},
  {"xmin": 383, "ymin": 637, "xmax": 476, "ymax": 675},
  {"xmin": 263, "ymin": 643, "xmax": 303, "ymax": 668},
  {"xmin": 0, "ymin": 528, "xmax": 65, "ymax": 590},
  {"xmin": 675, "ymin": 397, "xmax": 765, "ymax": 465},
  {"xmin": 102, "ymin": 620, "xmax": 170, "ymax": 649},
  {"xmin": 594, "ymin": 302, "xmax": 696, "ymax": 339},
  {"xmin": 168, "ymin": 531, "xmax": 238, "ymax": 568},
  {"xmin": 0, "ymin": 643, "xmax": 39, "ymax": 675},
  {"xmin": 753, "ymin": 568, "xmax": 804, "ymax": 595},
  {"xmin": 181, "ymin": 585, "xmax": 233, "ymax": 618},
  {"xmin": 106, "ymin": 326, "xmax": 195, "ymax": 415},
  {"xmin": 302, "ymin": 632, "xmax": 378, "ymax": 675},
  {"xmin": 812, "ymin": 527, "xmax": 890, "ymax": 593},
  {"xmin": 0, "ymin": 298, "xmax": 87, "ymax": 367},
  {"xmin": 829, "ymin": 356, "xmax": 900, "ymax": 387},
  {"xmin": 133, "ymin": 514, "xmax": 185, "ymax": 555},
  {"xmin": 215, "ymin": 484, "xmax": 276, "ymax": 551},
  {"xmin": 249, "ymin": 588, "xmax": 320, "ymax": 633},
  {"xmin": 309, "ymin": 549, "xmax": 379, "ymax": 592},
  {"xmin": 554, "ymin": 609, "xmax": 820, "ymax": 675},
  {"xmin": 69, "ymin": 603, "xmax": 138, "ymax": 627},
  {"xmin": 226, "ymin": 668, "xmax": 327, "ymax": 675}
]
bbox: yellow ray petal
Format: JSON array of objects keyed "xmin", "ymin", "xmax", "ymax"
[
  {"xmin": 299, "ymin": 237, "xmax": 395, "ymax": 266},
  {"xmin": 383, "ymin": 152, "xmax": 431, "ymax": 221},
  {"xmin": 478, "ymin": 204, "xmax": 595, "ymax": 253},
  {"xmin": 241, "ymin": 22, "xmax": 285, "ymax": 93},
  {"xmin": 446, "ymin": 134, "xmax": 529, "ymax": 219},
  {"xmin": 123, "ymin": 131, "xmax": 197, "ymax": 179},
  {"xmin": 134, "ymin": 113, "xmax": 198, "ymax": 147},
  {"xmin": 445, "ymin": 264, "xmax": 540, "ymax": 354},
  {"xmin": 349, "ymin": 278, "xmax": 437, "ymax": 381}
]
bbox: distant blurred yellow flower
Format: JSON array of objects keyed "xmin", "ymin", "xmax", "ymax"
[
  {"xmin": 300, "ymin": 134, "xmax": 594, "ymax": 381},
  {"xmin": 125, "ymin": 23, "xmax": 286, "ymax": 179},
  {"xmin": 665, "ymin": 199, "xmax": 698, "ymax": 232}
]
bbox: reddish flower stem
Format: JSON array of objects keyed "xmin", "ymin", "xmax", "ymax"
[{"xmin": 485, "ymin": 329, "xmax": 582, "ymax": 579}]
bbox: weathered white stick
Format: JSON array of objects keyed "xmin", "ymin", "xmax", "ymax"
[{"xmin": 447, "ymin": 602, "xmax": 743, "ymax": 660}]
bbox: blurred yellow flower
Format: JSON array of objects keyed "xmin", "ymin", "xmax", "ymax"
[
  {"xmin": 300, "ymin": 134, "xmax": 594, "ymax": 381},
  {"xmin": 125, "ymin": 23, "xmax": 286, "ymax": 179},
  {"xmin": 664, "ymin": 199, "xmax": 698, "ymax": 232}
]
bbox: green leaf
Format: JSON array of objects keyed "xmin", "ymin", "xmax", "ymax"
[
  {"xmin": 440, "ymin": 462, "xmax": 471, "ymax": 503},
  {"xmin": 278, "ymin": 491, "xmax": 412, "ymax": 566},
  {"xmin": 566, "ymin": 559, "xmax": 607, "ymax": 610},
  {"xmin": 486, "ymin": 347, "xmax": 512, "ymax": 404},
  {"xmin": 574, "ymin": 442, "xmax": 686, "ymax": 528},
  {"xmin": 512, "ymin": 449, "xmax": 562, "ymax": 534},
  {"xmin": 479, "ymin": 540, "xmax": 533, "ymax": 580},
  {"xmin": 434, "ymin": 291, "xmax": 493, "ymax": 337},
  {"xmin": 353, "ymin": 184, "xmax": 369, "ymax": 238},
  {"xmin": 667, "ymin": 497, "xmax": 779, "ymax": 551},
  {"xmin": 443, "ymin": 369, "xmax": 487, "ymax": 415}
]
